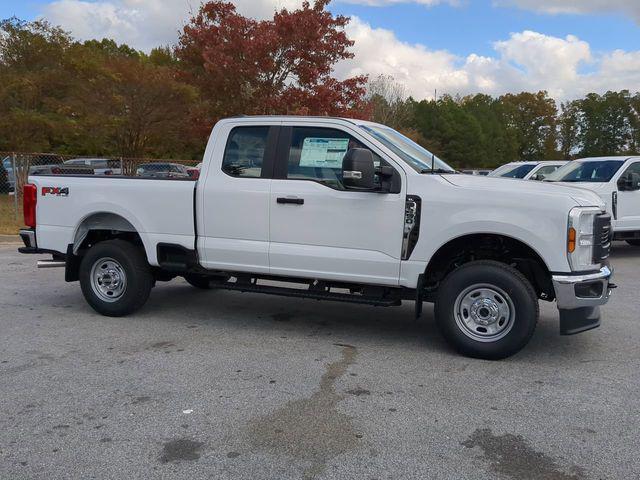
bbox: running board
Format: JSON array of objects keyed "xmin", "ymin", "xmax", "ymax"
[{"xmin": 209, "ymin": 281, "xmax": 402, "ymax": 307}]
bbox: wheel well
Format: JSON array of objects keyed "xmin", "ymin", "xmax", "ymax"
[
  {"xmin": 66, "ymin": 213, "xmax": 145, "ymax": 282},
  {"xmin": 73, "ymin": 212, "xmax": 143, "ymax": 253},
  {"xmin": 424, "ymin": 234, "xmax": 555, "ymax": 300}
]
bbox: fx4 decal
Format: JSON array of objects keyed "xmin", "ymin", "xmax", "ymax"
[{"xmin": 42, "ymin": 186, "xmax": 69, "ymax": 197}]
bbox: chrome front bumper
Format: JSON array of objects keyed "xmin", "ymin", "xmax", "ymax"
[
  {"xmin": 552, "ymin": 266, "xmax": 613, "ymax": 310},
  {"xmin": 552, "ymin": 266, "xmax": 613, "ymax": 335}
]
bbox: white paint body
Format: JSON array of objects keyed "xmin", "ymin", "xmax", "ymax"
[{"xmin": 28, "ymin": 117, "xmax": 606, "ymax": 288}]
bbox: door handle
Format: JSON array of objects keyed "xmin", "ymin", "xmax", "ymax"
[{"xmin": 277, "ymin": 197, "xmax": 304, "ymax": 205}]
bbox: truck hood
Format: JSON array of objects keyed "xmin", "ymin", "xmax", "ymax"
[{"xmin": 441, "ymin": 174, "xmax": 605, "ymax": 208}]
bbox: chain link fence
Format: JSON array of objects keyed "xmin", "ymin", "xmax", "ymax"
[{"xmin": 0, "ymin": 152, "xmax": 201, "ymax": 234}]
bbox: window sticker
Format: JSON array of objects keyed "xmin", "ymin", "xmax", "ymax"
[{"xmin": 299, "ymin": 137, "xmax": 350, "ymax": 168}]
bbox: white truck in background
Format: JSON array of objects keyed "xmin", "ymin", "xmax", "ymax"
[
  {"xmin": 546, "ymin": 156, "xmax": 640, "ymax": 245},
  {"xmin": 19, "ymin": 116, "xmax": 614, "ymax": 359}
]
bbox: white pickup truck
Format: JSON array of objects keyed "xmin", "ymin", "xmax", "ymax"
[
  {"xmin": 19, "ymin": 116, "xmax": 614, "ymax": 359},
  {"xmin": 545, "ymin": 156, "xmax": 640, "ymax": 246}
]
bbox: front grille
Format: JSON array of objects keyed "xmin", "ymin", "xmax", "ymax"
[{"xmin": 593, "ymin": 213, "xmax": 612, "ymax": 263}]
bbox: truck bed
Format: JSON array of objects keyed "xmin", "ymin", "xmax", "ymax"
[{"xmin": 28, "ymin": 175, "xmax": 196, "ymax": 266}]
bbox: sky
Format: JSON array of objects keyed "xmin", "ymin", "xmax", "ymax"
[{"xmin": 1, "ymin": 0, "xmax": 639, "ymax": 101}]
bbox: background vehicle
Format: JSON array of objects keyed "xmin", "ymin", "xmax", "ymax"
[
  {"xmin": 2, "ymin": 156, "xmax": 15, "ymax": 192},
  {"xmin": 18, "ymin": 116, "xmax": 613, "ymax": 360},
  {"xmin": 63, "ymin": 158, "xmax": 122, "ymax": 175},
  {"xmin": 461, "ymin": 169, "xmax": 491, "ymax": 176},
  {"xmin": 489, "ymin": 161, "xmax": 567, "ymax": 180},
  {"xmin": 0, "ymin": 160, "xmax": 10, "ymax": 193},
  {"xmin": 136, "ymin": 162, "xmax": 191, "ymax": 178},
  {"xmin": 28, "ymin": 154, "xmax": 95, "ymax": 176},
  {"xmin": 545, "ymin": 156, "xmax": 640, "ymax": 245}
]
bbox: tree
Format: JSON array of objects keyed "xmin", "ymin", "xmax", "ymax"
[
  {"xmin": 176, "ymin": 0, "xmax": 369, "ymax": 137},
  {"xmin": 366, "ymin": 75, "xmax": 413, "ymax": 130},
  {"xmin": 498, "ymin": 91, "xmax": 558, "ymax": 161},
  {"xmin": 578, "ymin": 91, "xmax": 632, "ymax": 157},
  {"xmin": 558, "ymin": 100, "xmax": 580, "ymax": 159}
]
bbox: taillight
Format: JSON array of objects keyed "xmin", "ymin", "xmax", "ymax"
[
  {"xmin": 51, "ymin": 167, "xmax": 62, "ymax": 175},
  {"xmin": 23, "ymin": 183, "xmax": 37, "ymax": 228}
]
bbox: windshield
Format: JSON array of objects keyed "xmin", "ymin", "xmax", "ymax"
[
  {"xmin": 545, "ymin": 160, "xmax": 625, "ymax": 183},
  {"xmin": 489, "ymin": 163, "xmax": 536, "ymax": 179},
  {"xmin": 360, "ymin": 125, "xmax": 455, "ymax": 173}
]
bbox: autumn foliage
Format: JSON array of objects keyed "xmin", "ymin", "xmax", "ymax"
[{"xmin": 176, "ymin": 0, "xmax": 369, "ymax": 136}]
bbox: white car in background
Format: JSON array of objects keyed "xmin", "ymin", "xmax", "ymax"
[
  {"xmin": 545, "ymin": 156, "xmax": 640, "ymax": 245},
  {"xmin": 490, "ymin": 161, "xmax": 568, "ymax": 181}
]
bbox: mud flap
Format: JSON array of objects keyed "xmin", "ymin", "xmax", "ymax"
[{"xmin": 559, "ymin": 306, "xmax": 601, "ymax": 335}]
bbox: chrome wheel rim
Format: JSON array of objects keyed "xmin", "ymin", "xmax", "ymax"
[
  {"xmin": 90, "ymin": 257, "xmax": 127, "ymax": 302},
  {"xmin": 454, "ymin": 284, "xmax": 515, "ymax": 342}
]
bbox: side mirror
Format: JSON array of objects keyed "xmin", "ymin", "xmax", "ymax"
[
  {"xmin": 618, "ymin": 172, "xmax": 640, "ymax": 191},
  {"xmin": 532, "ymin": 174, "xmax": 545, "ymax": 181},
  {"xmin": 342, "ymin": 148, "xmax": 375, "ymax": 190}
]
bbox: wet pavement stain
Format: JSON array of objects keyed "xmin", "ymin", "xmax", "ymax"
[
  {"xmin": 159, "ymin": 438, "xmax": 204, "ymax": 463},
  {"xmin": 247, "ymin": 344, "xmax": 360, "ymax": 479},
  {"xmin": 462, "ymin": 428, "xmax": 585, "ymax": 480}
]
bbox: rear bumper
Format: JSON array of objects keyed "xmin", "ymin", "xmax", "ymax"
[
  {"xmin": 552, "ymin": 266, "xmax": 613, "ymax": 335},
  {"xmin": 18, "ymin": 228, "xmax": 38, "ymax": 253},
  {"xmin": 18, "ymin": 228, "xmax": 63, "ymax": 256}
]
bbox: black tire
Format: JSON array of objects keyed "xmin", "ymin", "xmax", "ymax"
[
  {"xmin": 626, "ymin": 240, "xmax": 640, "ymax": 247},
  {"xmin": 434, "ymin": 260, "xmax": 538, "ymax": 360},
  {"xmin": 79, "ymin": 239, "xmax": 153, "ymax": 317},
  {"xmin": 183, "ymin": 273, "xmax": 230, "ymax": 289}
]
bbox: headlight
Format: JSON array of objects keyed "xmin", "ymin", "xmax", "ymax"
[{"xmin": 567, "ymin": 206, "xmax": 602, "ymax": 271}]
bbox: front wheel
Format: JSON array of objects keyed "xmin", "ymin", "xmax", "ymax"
[
  {"xmin": 79, "ymin": 239, "xmax": 153, "ymax": 317},
  {"xmin": 434, "ymin": 260, "xmax": 538, "ymax": 360}
]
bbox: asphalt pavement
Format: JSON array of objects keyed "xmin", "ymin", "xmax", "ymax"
[{"xmin": 1, "ymin": 242, "xmax": 638, "ymax": 479}]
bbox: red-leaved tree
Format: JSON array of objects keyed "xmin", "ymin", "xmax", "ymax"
[{"xmin": 176, "ymin": 0, "xmax": 369, "ymax": 135}]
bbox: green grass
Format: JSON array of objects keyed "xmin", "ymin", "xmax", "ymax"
[{"xmin": 0, "ymin": 194, "xmax": 21, "ymax": 235}]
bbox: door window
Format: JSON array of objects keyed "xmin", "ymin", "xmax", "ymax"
[
  {"xmin": 621, "ymin": 162, "xmax": 640, "ymax": 178},
  {"xmin": 222, "ymin": 126, "xmax": 270, "ymax": 178},
  {"xmin": 285, "ymin": 127, "xmax": 387, "ymax": 190}
]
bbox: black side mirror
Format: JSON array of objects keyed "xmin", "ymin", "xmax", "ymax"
[
  {"xmin": 342, "ymin": 148, "xmax": 375, "ymax": 190},
  {"xmin": 618, "ymin": 172, "xmax": 640, "ymax": 191}
]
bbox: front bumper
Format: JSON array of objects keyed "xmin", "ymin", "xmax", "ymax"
[{"xmin": 552, "ymin": 266, "xmax": 614, "ymax": 335}]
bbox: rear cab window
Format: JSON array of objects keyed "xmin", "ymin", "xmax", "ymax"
[{"xmin": 222, "ymin": 126, "xmax": 271, "ymax": 178}]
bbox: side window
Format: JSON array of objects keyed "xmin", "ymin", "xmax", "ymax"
[
  {"xmin": 536, "ymin": 165, "xmax": 559, "ymax": 176},
  {"xmin": 286, "ymin": 127, "xmax": 386, "ymax": 190},
  {"xmin": 222, "ymin": 126, "xmax": 270, "ymax": 178},
  {"xmin": 622, "ymin": 162, "xmax": 640, "ymax": 177}
]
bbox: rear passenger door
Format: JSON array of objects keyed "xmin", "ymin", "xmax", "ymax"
[
  {"xmin": 198, "ymin": 123, "xmax": 278, "ymax": 274},
  {"xmin": 268, "ymin": 124, "xmax": 406, "ymax": 285}
]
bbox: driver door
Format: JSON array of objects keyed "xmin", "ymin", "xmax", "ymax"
[{"xmin": 268, "ymin": 125, "xmax": 406, "ymax": 285}]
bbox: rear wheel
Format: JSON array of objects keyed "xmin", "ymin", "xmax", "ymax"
[
  {"xmin": 434, "ymin": 260, "xmax": 538, "ymax": 360},
  {"xmin": 79, "ymin": 239, "xmax": 153, "ymax": 316},
  {"xmin": 626, "ymin": 240, "xmax": 640, "ymax": 247}
]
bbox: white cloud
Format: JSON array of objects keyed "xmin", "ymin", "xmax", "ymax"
[
  {"xmin": 41, "ymin": 0, "xmax": 305, "ymax": 50},
  {"xmin": 335, "ymin": 19, "xmax": 640, "ymax": 100},
  {"xmin": 39, "ymin": 0, "xmax": 640, "ymax": 101},
  {"xmin": 495, "ymin": 0, "xmax": 640, "ymax": 21}
]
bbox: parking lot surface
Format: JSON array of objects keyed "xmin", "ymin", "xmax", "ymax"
[{"xmin": 1, "ymin": 243, "xmax": 638, "ymax": 479}]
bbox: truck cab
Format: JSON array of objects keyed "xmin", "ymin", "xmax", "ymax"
[{"xmin": 19, "ymin": 116, "xmax": 615, "ymax": 359}]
